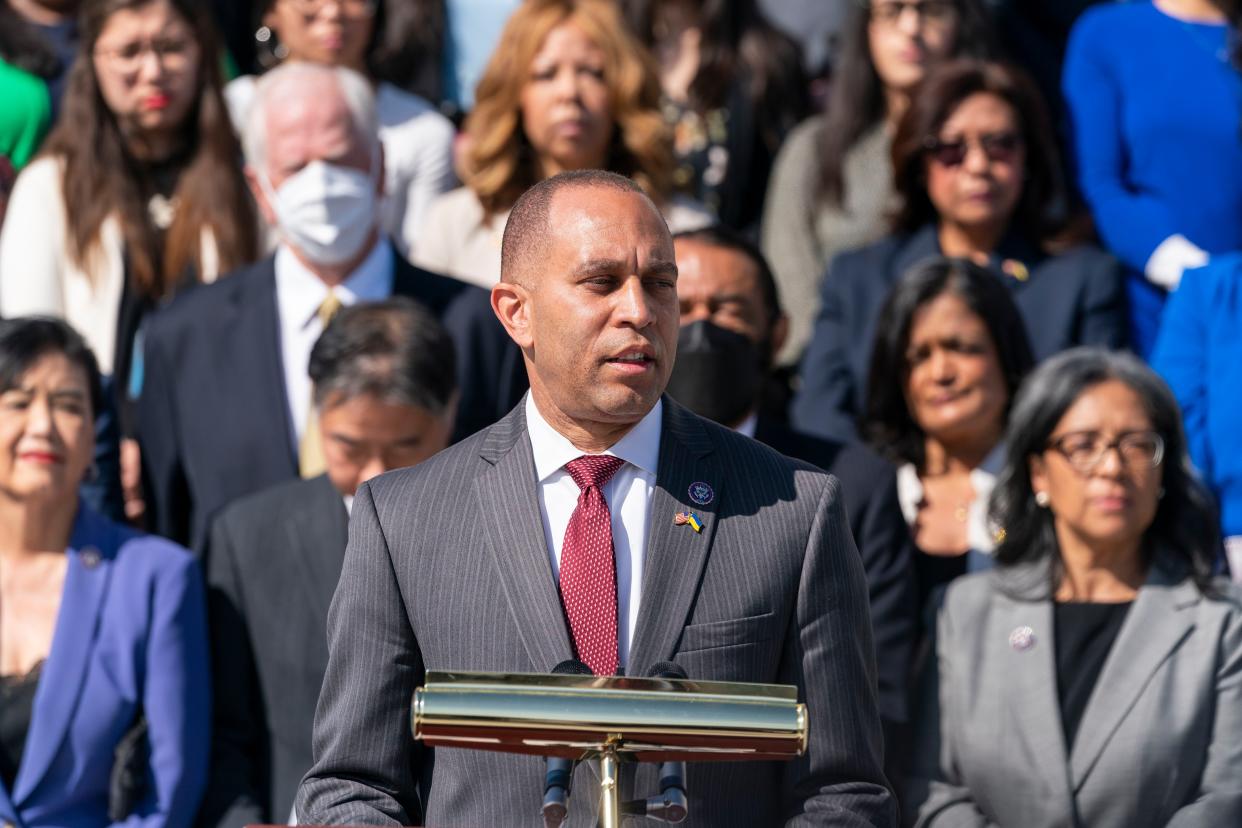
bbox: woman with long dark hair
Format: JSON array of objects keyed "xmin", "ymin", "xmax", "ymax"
[
  {"xmin": 225, "ymin": 0, "xmax": 456, "ymax": 259},
  {"xmin": 909, "ymin": 348, "xmax": 1241, "ymax": 826},
  {"xmin": 0, "ymin": 0, "xmax": 258, "ymax": 398},
  {"xmin": 622, "ymin": 0, "xmax": 809, "ymax": 233},
  {"xmin": 760, "ymin": 0, "xmax": 997, "ymax": 364},
  {"xmin": 862, "ymin": 258, "xmax": 1034, "ymax": 639},
  {"xmin": 792, "ymin": 59, "xmax": 1125, "ymax": 442}
]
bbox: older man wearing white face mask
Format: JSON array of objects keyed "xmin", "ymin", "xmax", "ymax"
[{"xmin": 136, "ymin": 62, "xmax": 526, "ymax": 551}]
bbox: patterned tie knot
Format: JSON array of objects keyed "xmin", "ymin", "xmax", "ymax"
[{"xmin": 565, "ymin": 455, "xmax": 625, "ymax": 492}]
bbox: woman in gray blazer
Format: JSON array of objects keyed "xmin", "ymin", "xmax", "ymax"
[{"xmin": 909, "ymin": 348, "xmax": 1242, "ymax": 827}]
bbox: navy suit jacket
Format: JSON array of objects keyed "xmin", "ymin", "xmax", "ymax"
[
  {"xmin": 791, "ymin": 225, "xmax": 1126, "ymax": 440},
  {"xmin": 137, "ymin": 244, "xmax": 527, "ymax": 549},
  {"xmin": 0, "ymin": 506, "xmax": 210, "ymax": 827}
]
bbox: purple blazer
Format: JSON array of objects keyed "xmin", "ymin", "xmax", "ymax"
[{"xmin": 0, "ymin": 505, "xmax": 210, "ymax": 827}]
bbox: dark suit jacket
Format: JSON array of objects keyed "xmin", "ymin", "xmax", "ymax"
[
  {"xmin": 138, "ymin": 244, "xmax": 526, "ymax": 549},
  {"xmin": 791, "ymin": 225, "xmax": 1126, "ymax": 440},
  {"xmin": 296, "ymin": 398, "xmax": 896, "ymax": 825},
  {"xmin": 197, "ymin": 474, "xmax": 348, "ymax": 827},
  {"xmin": 753, "ymin": 418, "xmax": 916, "ymax": 735}
]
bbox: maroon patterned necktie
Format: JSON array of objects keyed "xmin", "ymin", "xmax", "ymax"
[{"xmin": 559, "ymin": 455, "xmax": 626, "ymax": 676}]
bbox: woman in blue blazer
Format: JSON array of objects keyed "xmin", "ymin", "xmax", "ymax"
[
  {"xmin": 0, "ymin": 317, "xmax": 209, "ymax": 826},
  {"xmin": 792, "ymin": 59, "xmax": 1126, "ymax": 443}
]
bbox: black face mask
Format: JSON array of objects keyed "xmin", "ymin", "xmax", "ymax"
[{"xmin": 664, "ymin": 320, "xmax": 767, "ymax": 427}]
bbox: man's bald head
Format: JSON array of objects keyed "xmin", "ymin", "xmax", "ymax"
[{"xmin": 500, "ymin": 170, "xmax": 661, "ymax": 285}]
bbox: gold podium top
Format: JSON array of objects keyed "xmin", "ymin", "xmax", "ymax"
[{"xmin": 412, "ymin": 670, "xmax": 807, "ymax": 762}]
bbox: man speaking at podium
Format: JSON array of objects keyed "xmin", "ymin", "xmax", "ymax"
[{"xmin": 296, "ymin": 170, "xmax": 896, "ymax": 825}]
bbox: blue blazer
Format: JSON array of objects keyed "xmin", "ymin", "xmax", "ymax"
[
  {"xmin": 1152, "ymin": 254, "xmax": 1242, "ymax": 539},
  {"xmin": 0, "ymin": 506, "xmax": 210, "ymax": 827}
]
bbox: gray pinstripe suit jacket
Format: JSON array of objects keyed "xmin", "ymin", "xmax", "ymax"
[
  {"xmin": 908, "ymin": 556, "xmax": 1242, "ymax": 827},
  {"xmin": 295, "ymin": 398, "xmax": 896, "ymax": 826}
]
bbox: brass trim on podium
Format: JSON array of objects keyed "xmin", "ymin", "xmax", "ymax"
[{"xmin": 411, "ymin": 670, "xmax": 807, "ymax": 762}]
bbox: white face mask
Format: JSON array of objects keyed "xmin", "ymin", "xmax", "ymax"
[{"xmin": 261, "ymin": 159, "xmax": 378, "ymax": 266}]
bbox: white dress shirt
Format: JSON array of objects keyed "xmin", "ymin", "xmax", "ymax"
[
  {"xmin": 524, "ymin": 393, "xmax": 662, "ymax": 670},
  {"xmin": 275, "ymin": 238, "xmax": 393, "ymax": 452}
]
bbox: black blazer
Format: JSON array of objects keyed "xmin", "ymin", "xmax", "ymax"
[
  {"xmin": 137, "ymin": 246, "xmax": 526, "ymax": 548},
  {"xmin": 790, "ymin": 224, "xmax": 1126, "ymax": 440},
  {"xmin": 197, "ymin": 474, "xmax": 348, "ymax": 827},
  {"xmin": 753, "ymin": 418, "xmax": 916, "ymax": 735}
]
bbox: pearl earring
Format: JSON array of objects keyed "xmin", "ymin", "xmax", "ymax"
[{"xmin": 1035, "ymin": 491, "xmax": 1050, "ymax": 507}]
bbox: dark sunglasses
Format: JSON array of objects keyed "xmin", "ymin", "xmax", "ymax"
[{"xmin": 923, "ymin": 132, "xmax": 1024, "ymax": 167}]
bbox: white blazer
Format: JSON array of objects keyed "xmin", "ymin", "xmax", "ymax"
[{"xmin": 0, "ymin": 156, "xmax": 219, "ymax": 374}]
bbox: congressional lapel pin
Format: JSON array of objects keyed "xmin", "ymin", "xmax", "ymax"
[
  {"xmin": 674, "ymin": 511, "xmax": 704, "ymax": 533},
  {"xmin": 688, "ymin": 481, "xmax": 714, "ymax": 506},
  {"xmin": 1009, "ymin": 625, "xmax": 1036, "ymax": 652},
  {"xmin": 81, "ymin": 546, "xmax": 102, "ymax": 569},
  {"xmin": 1001, "ymin": 259, "xmax": 1029, "ymax": 282}
]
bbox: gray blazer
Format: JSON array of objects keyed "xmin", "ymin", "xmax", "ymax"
[
  {"xmin": 909, "ymin": 557, "xmax": 1242, "ymax": 827},
  {"xmin": 295, "ymin": 398, "xmax": 896, "ymax": 826}
]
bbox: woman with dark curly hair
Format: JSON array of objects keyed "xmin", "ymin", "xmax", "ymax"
[
  {"xmin": 412, "ymin": 0, "xmax": 711, "ymax": 288},
  {"xmin": 792, "ymin": 58, "xmax": 1125, "ymax": 443},
  {"xmin": 909, "ymin": 347, "xmax": 1242, "ymax": 826}
]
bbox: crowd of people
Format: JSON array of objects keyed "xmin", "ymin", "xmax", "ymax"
[{"xmin": 0, "ymin": 0, "xmax": 1240, "ymax": 825}]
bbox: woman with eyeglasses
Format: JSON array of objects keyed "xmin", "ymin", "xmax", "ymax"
[
  {"xmin": 908, "ymin": 347, "xmax": 1242, "ymax": 826},
  {"xmin": 1064, "ymin": 0, "xmax": 1242, "ymax": 358},
  {"xmin": 792, "ymin": 59, "xmax": 1126, "ymax": 443},
  {"xmin": 759, "ymin": 0, "xmax": 998, "ymax": 366},
  {"xmin": 224, "ymin": 0, "xmax": 456, "ymax": 259},
  {"xmin": 0, "ymin": 0, "xmax": 258, "ymax": 520}
]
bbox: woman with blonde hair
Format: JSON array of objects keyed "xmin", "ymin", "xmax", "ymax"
[{"xmin": 414, "ymin": 0, "xmax": 710, "ymax": 287}]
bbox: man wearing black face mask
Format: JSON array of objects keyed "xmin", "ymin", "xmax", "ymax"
[{"xmin": 670, "ymin": 226, "xmax": 917, "ymax": 785}]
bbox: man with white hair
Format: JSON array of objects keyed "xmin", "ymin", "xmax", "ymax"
[{"xmin": 138, "ymin": 62, "xmax": 524, "ymax": 550}]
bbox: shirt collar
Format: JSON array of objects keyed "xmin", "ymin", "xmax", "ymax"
[
  {"xmin": 733, "ymin": 412, "xmax": 759, "ymax": 439},
  {"xmin": 525, "ymin": 393, "xmax": 662, "ymax": 483},
  {"xmin": 275, "ymin": 237, "xmax": 393, "ymax": 329}
]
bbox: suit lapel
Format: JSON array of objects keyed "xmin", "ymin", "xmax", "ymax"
[
  {"xmin": 473, "ymin": 405, "xmax": 575, "ymax": 672},
  {"xmin": 627, "ymin": 400, "xmax": 721, "ymax": 679},
  {"xmin": 223, "ymin": 261, "xmax": 297, "ymax": 470},
  {"xmin": 14, "ymin": 510, "xmax": 116, "ymax": 805},
  {"xmin": 990, "ymin": 578, "xmax": 1073, "ymax": 805},
  {"xmin": 1068, "ymin": 567, "xmax": 1200, "ymax": 792},
  {"xmin": 286, "ymin": 475, "xmax": 351, "ymax": 620}
]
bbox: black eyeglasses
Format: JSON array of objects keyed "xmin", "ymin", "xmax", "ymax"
[
  {"xmin": 1045, "ymin": 430, "xmax": 1165, "ymax": 474},
  {"xmin": 924, "ymin": 131, "xmax": 1024, "ymax": 167}
]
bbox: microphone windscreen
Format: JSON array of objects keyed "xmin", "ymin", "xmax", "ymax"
[
  {"xmin": 646, "ymin": 661, "xmax": 688, "ymax": 680},
  {"xmin": 551, "ymin": 659, "xmax": 594, "ymax": 676}
]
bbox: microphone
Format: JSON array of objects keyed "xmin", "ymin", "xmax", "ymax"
[
  {"xmin": 631, "ymin": 662, "xmax": 689, "ymax": 824},
  {"xmin": 542, "ymin": 659, "xmax": 593, "ymax": 828}
]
